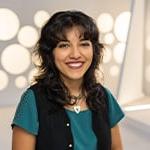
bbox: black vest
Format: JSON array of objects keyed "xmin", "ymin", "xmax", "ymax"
[{"xmin": 29, "ymin": 84, "xmax": 111, "ymax": 150}]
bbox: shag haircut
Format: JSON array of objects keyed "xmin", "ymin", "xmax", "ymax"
[{"xmin": 33, "ymin": 10, "xmax": 106, "ymax": 111}]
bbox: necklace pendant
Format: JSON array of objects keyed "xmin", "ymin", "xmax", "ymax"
[{"xmin": 74, "ymin": 106, "xmax": 80, "ymax": 114}]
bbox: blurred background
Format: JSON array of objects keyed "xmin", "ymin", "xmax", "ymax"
[{"xmin": 0, "ymin": 0, "xmax": 150, "ymax": 149}]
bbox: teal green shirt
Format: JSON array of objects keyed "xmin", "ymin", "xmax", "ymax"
[
  {"xmin": 65, "ymin": 109, "xmax": 97, "ymax": 150},
  {"xmin": 12, "ymin": 87, "xmax": 125, "ymax": 149}
]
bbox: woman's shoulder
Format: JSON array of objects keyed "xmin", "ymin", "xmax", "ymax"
[
  {"xmin": 18, "ymin": 87, "xmax": 36, "ymax": 110},
  {"xmin": 100, "ymin": 86, "xmax": 125, "ymax": 127},
  {"xmin": 18, "ymin": 84, "xmax": 38, "ymax": 104},
  {"xmin": 12, "ymin": 87, "xmax": 39, "ymax": 135},
  {"xmin": 100, "ymin": 85, "xmax": 115, "ymax": 98},
  {"xmin": 22, "ymin": 87, "xmax": 35, "ymax": 97}
]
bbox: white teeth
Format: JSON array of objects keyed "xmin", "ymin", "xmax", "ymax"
[{"xmin": 67, "ymin": 62, "xmax": 83, "ymax": 67}]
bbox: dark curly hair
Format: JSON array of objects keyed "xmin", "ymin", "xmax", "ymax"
[{"xmin": 33, "ymin": 10, "xmax": 106, "ymax": 111}]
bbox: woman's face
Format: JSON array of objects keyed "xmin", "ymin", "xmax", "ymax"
[{"xmin": 53, "ymin": 27, "xmax": 93, "ymax": 83}]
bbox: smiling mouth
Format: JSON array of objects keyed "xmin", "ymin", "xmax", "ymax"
[{"xmin": 66, "ymin": 62, "xmax": 84, "ymax": 69}]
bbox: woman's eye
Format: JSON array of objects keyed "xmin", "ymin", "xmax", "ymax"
[
  {"xmin": 57, "ymin": 43, "xmax": 69, "ymax": 48},
  {"xmin": 80, "ymin": 42, "xmax": 91, "ymax": 47}
]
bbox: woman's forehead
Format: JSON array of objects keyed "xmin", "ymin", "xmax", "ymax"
[
  {"xmin": 66, "ymin": 27, "xmax": 84, "ymax": 38},
  {"xmin": 57, "ymin": 26, "xmax": 87, "ymax": 41}
]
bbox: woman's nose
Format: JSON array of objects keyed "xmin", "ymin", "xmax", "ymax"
[{"xmin": 69, "ymin": 46, "xmax": 81, "ymax": 59}]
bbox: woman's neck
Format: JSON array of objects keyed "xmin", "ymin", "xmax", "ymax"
[{"xmin": 62, "ymin": 78, "xmax": 83, "ymax": 95}]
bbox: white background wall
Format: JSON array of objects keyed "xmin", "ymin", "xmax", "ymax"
[{"xmin": 118, "ymin": 0, "xmax": 145, "ymax": 105}]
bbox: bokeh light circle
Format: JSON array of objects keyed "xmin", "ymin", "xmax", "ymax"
[
  {"xmin": 104, "ymin": 33, "xmax": 115, "ymax": 45},
  {"xmin": 103, "ymin": 47, "xmax": 112, "ymax": 63},
  {"xmin": 15, "ymin": 76, "xmax": 27, "ymax": 89},
  {"xmin": 34, "ymin": 10, "xmax": 50, "ymax": 28},
  {"xmin": 145, "ymin": 65, "xmax": 150, "ymax": 82},
  {"xmin": 110, "ymin": 65, "xmax": 119, "ymax": 76},
  {"xmin": 95, "ymin": 66, "xmax": 104, "ymax": 83},
  {"xmin": 0, "ymin": 8, "xmax": 20, "ymax": 41},
  {"xmin": 114, "ymin": 11, "xmax": 131, "ymax": 42},
  {"xmin": 97, "ymin": 13, "xmax": 114, "ymax": 33},
  {"xmin": 18, "ymin": 26, "xmax": 39, "ymax": 48},
  {"xmin": 113, "ymin": 43, "xmax": 126, "ymax": 64},
  {"xmin": 1, "ymin": 44, "xmax": 31, "ymax": 75},
  {"xmin": 0, "ymin": 70, "xmax": 9, "ymax": 90}
]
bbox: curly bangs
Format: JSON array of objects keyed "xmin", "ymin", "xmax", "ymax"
[{"xmin": 33, "ymin": 10, "xmax": 104, "ymax": 108}]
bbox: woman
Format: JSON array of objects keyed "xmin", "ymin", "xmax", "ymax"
[{"xmin": 12, "ymin": 10, "xmax": 124, "ymax": 150}]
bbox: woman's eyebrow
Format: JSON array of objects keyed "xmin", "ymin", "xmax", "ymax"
[
  {"xmin": 79, "ymin": 36, "xmax": 90, "ymax": 41},
  {"xmin": 80, "ymin": 39, "xmax": 90, "ymax": 41},
  {"xmin": 59, "ymin": 39, "xmax": 69, "ymax": 42}
]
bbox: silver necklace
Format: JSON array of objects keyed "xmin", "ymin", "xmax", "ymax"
[{"xmin": 70, "ymin": 93, "xmax": 84, "ymax": 114}]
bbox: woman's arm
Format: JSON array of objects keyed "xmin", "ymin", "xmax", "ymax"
[
  {"xmin": 111, "ymin": 125, "xmax": 123, "ymax": 150},
  {"xmin": 12, "ymin": 126, "xmax": 36, "ymax": 150}
]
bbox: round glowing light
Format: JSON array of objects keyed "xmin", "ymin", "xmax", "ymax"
[
  {"xmin": 103, "ymin": 47, "xmax": 112, "ymax": 63},
  {"xmin": 28, "ymin": 68, "xmax": 39, "ymax": 83},
  {"xmin": 15, "ymin": 76, "xmax": 27, "ymax": 89},
  {"xmin": 34, "ymin": 10, "xmax": 50, "ymax": 28},
  {"xmin": 1, "ymin": 44, "xmax": 31, "ymax": 75},
  {"xmin": 95, "ymin": 66, "xmax": 104, "ymax": 82},
  {"xmin": 97, "ymin": 13, "xmax": 114, "ymax": 33},
  {"xmin": 110, "ymin": 65, "xmax": 119, "ymax": 76},
  {"xmin": 0, "ymin": 70, "xmax": 9, "ymax": 90},
  {"xmin": 114, "ymin": 11, "xmax": 131, "ymax": 42},
  {"xmin": 145, "ymin": 65, "xmax": 150, "ymax": 82},
  {"xmin": 0, "ymin": 8, "xmax": 20, "ymax": 41},
  {"xmin": 113, "ymin": 43, "xmax": 126, "ymax": 64},
  {"xmin": 145, "ymin": 36, "xmax": 150, "ymax": 51},
  {"xmin": 18, "ymin": 26, "xmax": 39, "ymax": 48},
  {"xmin": 103, "ymin": 33, "xmax": 115, "ymax": 45}
]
